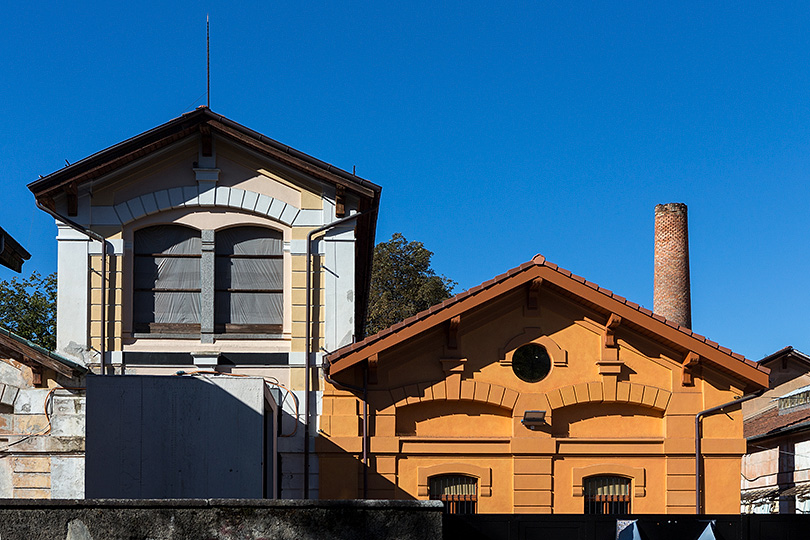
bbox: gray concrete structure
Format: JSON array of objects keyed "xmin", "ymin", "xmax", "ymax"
[
  {"xmin": 85, "ymin": 375, "xmax": 277, "ymax": 499},
  {"xmin": 0, "ymin": 499, "xmax": 442, "ymax": 540}
]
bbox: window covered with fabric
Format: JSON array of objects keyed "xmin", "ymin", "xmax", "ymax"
[
  {"xmin": 429, "ymin": 475, "xmax": 477, "ymax": 514},
  {"xmin": 215, "ymin": 226, "xmax": 283, "ymax": 333},
  {"xmin": 133, "ymin": 225, "xmax": 201, "ymax": 333},
  {"xmin": 584, "ymin": 475, "xmax": 631, "ymax": 514}
]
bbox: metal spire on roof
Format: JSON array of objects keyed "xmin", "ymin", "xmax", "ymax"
[{"xmin": 207, "ymin": 14, "xmax": 210, "ymax": 108}]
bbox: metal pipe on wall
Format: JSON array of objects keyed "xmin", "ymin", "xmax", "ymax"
[
  {"xmin": 322, "ymin": 358, "xmax": 369, "ymax": 499},
  {"xmin": 36, "ymin": 200, "xmax": 109, "ymax": 374},
  {"xmin": 303, "ymin": 208, "xmax": 373, "ymax": 499},
  {"xmin": 695, "ymin": 389, "xmax": 763, "ymax": 513}
]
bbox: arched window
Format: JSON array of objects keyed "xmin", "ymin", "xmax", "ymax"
[
  {"xmin": 215, "ymin": 226, "xmax": 283, "ymax": 333},
  {"xmin": 584, "ymin": 475, "xmax": 631, "ymax": 514},
  {"xmin": 133, "ymin": 225, "xmax": 202, "ymax": 333},
  {"xmin": 429, "ymin": 474, "xmax": 478, "ymax": 514}
]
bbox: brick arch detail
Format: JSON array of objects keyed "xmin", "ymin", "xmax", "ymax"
[
  {"xmin": 389, "ymin": 379, "xmax": 519, "ymax": 413},
  {"xmin": 417, "ymin": 462, "xmax": 492, "ymax": 497},
  {"xmin": 112, "ymin": 186, "xmax": 304, "ymax": 226},
  {"xmin": 572, "ymin": 463, "xmax": 646, "ymax": 497},
  {"xmin": 544, "ymin": 381, "xmax": 671, "ymax": 412}
]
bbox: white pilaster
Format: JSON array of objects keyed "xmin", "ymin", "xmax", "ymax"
[{"xmin": 55, "ymin": 222, "xmax": 90, "ymax": 363}]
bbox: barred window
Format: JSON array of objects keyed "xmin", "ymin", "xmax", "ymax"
[
  {"xmin": 584, "ymin": 476, "xmax": 631, "ymax": 514},
  {"xmin": 429, "ymin": 475, "xmax": 477, "ymax": 515}
]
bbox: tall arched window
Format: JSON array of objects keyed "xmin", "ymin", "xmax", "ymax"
[
  {"xmin": 429, "ymin": 474, "xmax": 478, "ymax": 514},
  {"xmin": 215, "ymin": 226, "xmax": 283, "ymax": 333},
  {"xmin": 584, "ymin": 475, "xmax": 631, "ymax": 514},
  {"xmin": 133, "ymin": 225, "xmax": 201, "ymax": 333}
]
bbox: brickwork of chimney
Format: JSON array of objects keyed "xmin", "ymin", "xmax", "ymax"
[{"xmin": 653, "ymin": 203, "xmax": 691, "ymax": 329}]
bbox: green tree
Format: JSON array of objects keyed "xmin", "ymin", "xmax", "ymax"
[
  {"xmin": 0, "ymin": 271, "xmax": 57, "ymax": 350},
  {"xmin": 365, "ymin": 233, "xmax": 455, "ymax": 336}
]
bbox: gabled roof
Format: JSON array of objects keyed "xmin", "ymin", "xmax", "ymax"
[
  {"xmin": 758, "ymin": 346, "xmax": 810, "ymax": 368},
  {"xmin": 0, "ymin": 227, "xmax": 30, "ymax": 273},
  {"xmin": 0, "ymin": 326, "xmax": 87, "ymax": 378},
  {"xmin": 28, "ymin": 106, "xmax": 382, "ymax": 203},
  {"xmin": 27, "ymin": 107, "xmax": 382, "ymax": 341},
  {"xmin": 326, "ymin": 254, "xmax": 769, "ymax": 390}
]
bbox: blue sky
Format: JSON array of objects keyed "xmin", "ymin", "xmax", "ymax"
[{"xmin": 1, "ymin": 2, "xmax": 809, "ymax": 360}]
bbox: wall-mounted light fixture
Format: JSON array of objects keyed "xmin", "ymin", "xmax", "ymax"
[{"xmin": 522, "ymin": 410, "xmax": 547, "ymax": 430}]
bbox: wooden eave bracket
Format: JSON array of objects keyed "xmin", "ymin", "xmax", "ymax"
[
  {"xmin": 598, "ymin": 314, "xmax": 623, "ymax": 374},
  {"xmin": 335, "ymin": 185, "xmax": 346, "ymax": 218},
  {"xmin": 447, "ymin": 315, "xmax": 461, "ymax": 350},
  {"xmin": 367, "ymin": 353, "xmax": 378, "ymax": 385},
  {"xmin": 199, "ymin": 124, "xmax": 213, "ymax": 157},
  {"xmin": 682, "ymin": 351, "xmax": 700, "ymax": 386},
  {"xmin": 526, "ymin": 278, "xmax": 543, "ymax": 313},
  {"xmin": 64, "ymin": 181, "xmax": 78, "ymax": 216}
]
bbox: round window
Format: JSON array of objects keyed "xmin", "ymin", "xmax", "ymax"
[{"xmin": 511, "ymin": 343, "xmax": 551, "ymax": 383}]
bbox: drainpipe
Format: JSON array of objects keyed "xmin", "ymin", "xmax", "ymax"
[
  {"xmin": 695, "ymin": 389, "xmax": 763, "ymax": 514},
  {"xmin": 36, "ymin": 200, "xmax": 109, "ymax": 374},
  {"xmin": 303, "ymin": 208, "xmax": 373, "ymax": 499},
  {"xmin": 322, "ymin": 357, "xmax": 369, "ymax": 498}
]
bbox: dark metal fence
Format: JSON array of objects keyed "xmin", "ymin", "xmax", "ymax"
[{"xmin": 443, "ymin": 514, "xmax": 810, "ymax": 540}]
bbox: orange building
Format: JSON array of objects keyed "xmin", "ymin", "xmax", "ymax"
[{"xmin": 318, "ymin": 254, "xmax": 769, "ymax": 514}]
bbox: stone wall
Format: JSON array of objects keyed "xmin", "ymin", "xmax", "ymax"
[
  {"xmin": 0, "ymin": 499, "xmax": 443, "ymax": 540},
  {"xmin": 0, "ymin": 359, "xmax": 85, "ymax": 499}
]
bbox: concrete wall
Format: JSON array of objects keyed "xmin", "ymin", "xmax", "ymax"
[{"xmin": 0, "ymin": 499, "xmax": 442, "ymax": 540}]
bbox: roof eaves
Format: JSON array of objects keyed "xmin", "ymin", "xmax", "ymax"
[
  {"xmin": 328, "ymin": 252, "xmax": 766, "ymax": 383},
  {"xmin": 0, "ymin": 326, "xmax": 87, "ymax": 375}
]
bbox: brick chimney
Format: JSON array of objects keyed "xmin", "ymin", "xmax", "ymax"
[{"xmin": 653, "ymin": 203, "xmax": 691, "ymax": 329}]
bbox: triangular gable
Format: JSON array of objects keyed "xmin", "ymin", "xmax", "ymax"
[
  {"xmin": 326, "ymin": 254, "xmax": 769, "ymax": 390},
  {"xmin": 28, "ymin": 106, "xmax": 381, "ymax": 210}
]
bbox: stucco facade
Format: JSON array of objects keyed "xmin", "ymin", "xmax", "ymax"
[
  {"xmin": 320, "ymin": 255, "xmax": 769, "ymax": 513},
  {"xmin": 28, "ymin": 107, "xmax": 381, "ymax": 498}
]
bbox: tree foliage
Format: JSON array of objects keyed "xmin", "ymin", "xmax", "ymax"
[
  {"xmin": 0, "ymin": 271, "xmax": 57, "ymax": 351},
  {"xmin": 365, "ymin": 233, "xmax": 455, "ymax": 336}
]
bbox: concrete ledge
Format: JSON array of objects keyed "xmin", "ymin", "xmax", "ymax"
[{"xmin": 0, "ymin": 499, "xmax": 443, "ymax": 540}]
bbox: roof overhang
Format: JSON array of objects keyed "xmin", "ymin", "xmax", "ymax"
[{"xmin": 326, "ymin": 254, "xmax": 769, "ymax": 391}]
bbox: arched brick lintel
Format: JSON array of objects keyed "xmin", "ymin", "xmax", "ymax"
[
  {"xmin": 111, "ymin": 186, "xmax": 310, "ymax": 227},
  {"xmin": 572, "ymin": 463, "xmax": 646, "ymax": 498},
  {"xmin": 417, "ymin": 462, "xmax": 492, "ymax": 498},
  {"xmin": 544, "ymin": 381, "xmax": 671, "ymax": 412},
  {"xmin": 389, "ymin": 380, "xmax": 518, "ymax": 413}
]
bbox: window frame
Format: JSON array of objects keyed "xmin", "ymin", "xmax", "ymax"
[
  {"xmin": 429, "ymin": 474, "xmax": 479, "ymax": 515},
  {"xmin": 583, "ymin": 475, "xmax": 632, "ymax": 515},
  {"xmin": 128, "ymin": 220, "xmax": 288, "ymax": 339}
]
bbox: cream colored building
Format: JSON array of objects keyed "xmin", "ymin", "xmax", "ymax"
[{"xmin": 28, "ymin": 107, "xmax": 381, "ymax": 498}]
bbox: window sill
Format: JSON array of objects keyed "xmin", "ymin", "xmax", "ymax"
[{"xmin": 131, "ymin": 333, "xmax": 286, "ymax": 340}]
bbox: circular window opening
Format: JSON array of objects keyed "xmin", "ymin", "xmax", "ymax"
[{"xmin": 512, "ymin": 344, "xmax": 551, "ymax": 383}]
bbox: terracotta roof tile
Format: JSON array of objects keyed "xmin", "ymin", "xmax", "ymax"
[
  {"xmin": 327, "ymin": 252, "xmax": 759, "ymax": 376},
  {"xmin": 745, "ymin": 406, "xmax": 810, "ymax": 439}
]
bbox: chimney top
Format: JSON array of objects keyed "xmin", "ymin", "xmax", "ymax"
[{"xmin": 653, "ymin": 203, "xmax": 691, "ymax": 329}]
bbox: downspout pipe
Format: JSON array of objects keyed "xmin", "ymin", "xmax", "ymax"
[
  {"xmin": 36, "ymin": 200, "xmax": 109, "ymax": 374},
  {"xmin": 322, "ymin": 357, "xmax": 368, "ymax": 498},
  {"xmin": 303, "ymin": 208, "xmax": 374, "ymax": 499},
  {"xmin": 695, "ymin": 389, "xmax": 764, "ymax": 514}
]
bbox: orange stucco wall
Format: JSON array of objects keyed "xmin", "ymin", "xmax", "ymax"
[{"xmin": 318, "ymin": 285, "xmax": 751, "ymax": 513}]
